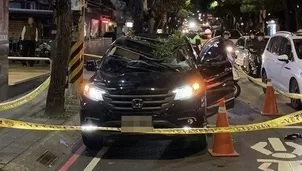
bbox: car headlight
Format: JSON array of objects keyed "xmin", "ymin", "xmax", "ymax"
[
  {"xmin": 83, "ymin": 84, "xmax": 106, "ymax": 101},
  {"xmin": 226, "ymin": 46, "xmax": 233, "ymax": 53},
  {"xmin": 173, "ymin": 83, "xmax": 201, "ymax": 100}
]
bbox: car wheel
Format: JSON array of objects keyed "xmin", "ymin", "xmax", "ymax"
[
  {"xmin": 82, "ymin": 134, "xmax": 105, "ymax": 150},
  {"xmin": 262, "ymin": 70, "xmax": 267, "ymax": 93},
  {"xmin": 290, "ymin": 79, "xmax": 302, "ymax": 110}
]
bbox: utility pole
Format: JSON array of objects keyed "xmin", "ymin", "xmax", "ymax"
[
  {"xmin": 0, "ymin": 0, "xmax": 9, "ymax": 101},
  {"xmin": 68, "ymin": 0, "xmax": 86, "ymax": 95},
  {"xmin": 110, "ymin": 0, "xmax": 127, "ymax": 39}
]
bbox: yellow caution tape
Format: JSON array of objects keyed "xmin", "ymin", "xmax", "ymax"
[
  {"xmin": 236, "ymin": 65, "xmax": 302, "ymax": 99},
  {"xmin": 0, "ymin": 77, "xmax": 50, "ymax": 112},
  {"xmin": 1, "ymin": 110, "xmax": 302, "ymax": 134},
  {"xmin": 84, "ymin": 54, "xmax": 103, "ymax": 59}
]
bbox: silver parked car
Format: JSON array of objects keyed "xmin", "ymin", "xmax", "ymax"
[{"xmin": 234, "ymin": 36, "xmax": 269, "ymax": 67}]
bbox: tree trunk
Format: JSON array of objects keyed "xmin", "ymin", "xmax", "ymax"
[
  {"xmin": 132, "ymin": 0, "xmax": 144, "ymax": 33},
  {"xmin": 46, "ymin": 0, "xmax": 71, "ymax": 115}
]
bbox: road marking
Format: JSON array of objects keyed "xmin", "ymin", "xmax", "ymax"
[
  {"xmin": 83, "ymin": 146, "xmax": 110, "ymax": 171},
  {"xmin": 257, "ymin": 159, "xmax": 302, "ymax": 171},
  {"xmin": 286, "ymin": 142, "xmax": 302, "ymax": 156},
  {"xmin": 251, "ymin": 138, "xmax": 302, "ymax": 171},
  {"xmin": 268, "ymin": 138, "xmax": 287, "ymax": 152},
  {"xmin": 258, "ymin": 162, "xmax": 273, "ymax": 171},
  {"xmin": 58, "ymin": 144, "xmax": 86, "ymax": 171},
  {"xmin": 251, "ymin": 142, "xmax": 272, "ymax": 155}
]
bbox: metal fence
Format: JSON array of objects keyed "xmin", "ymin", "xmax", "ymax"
[{"xmin": 9, "ymin": 37, "xmax": 112, "ymax": 60}]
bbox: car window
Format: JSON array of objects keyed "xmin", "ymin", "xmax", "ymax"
[
  {"xmin": 270, "ymin": 37, "xmax": 282, "ymax": 55},
  {"xmin": 293, "ymin": 39, "xmax": 302, "ymax": 60},
  {"xmin": 266, "ymin": 37, "xmax": 275, "ymax": 52},
  {"xmin": 236, "ymin": 38, "xmax": 245, "ymax": 47},
  {"xmin": 279, "ymin": 37, "xmax": 292, "ymax": 58},
  {"xmin": 200, "ymin": 42, "xmax": 227, "ymax": 64}
]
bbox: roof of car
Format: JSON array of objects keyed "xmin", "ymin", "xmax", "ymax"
[{"xmin": 273, "ymin": 31, "xmax": 302, "ymax": 39}]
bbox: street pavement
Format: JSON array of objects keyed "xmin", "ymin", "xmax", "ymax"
[
  {"xmin": 3, "ymin": 65, "xmax": 302, "ymax": 171},
  {"xmin": 8, "ymin": 63, "xmax": 50, "ymax": 85},
  {"xmin": 56, "ymin": 72, "xmax": 302, "ymax": 171}
]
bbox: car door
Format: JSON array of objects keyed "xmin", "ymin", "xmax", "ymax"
[
  {"xmin": 235, "ymin": 37, "xmax": 246, "ymax": 66},
  {"xmin": 264, "ymin": 36, "xmax": 282, "ymax": 85},
  {"xmin": 277, "ymin": 38, "xmax": 295, "ymax": 91},
  {"xmin": 198, "ymin": 40, "xmax": 234, "ymax": 115}
]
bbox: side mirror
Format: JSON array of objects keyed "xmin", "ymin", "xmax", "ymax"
[
  {"xmin": 278, "ymin": 55, "xmax": 289, "ymax": 62},
  {"xmin": 85, "ymin": 60, "xmax": 97, "ymax": 71}
]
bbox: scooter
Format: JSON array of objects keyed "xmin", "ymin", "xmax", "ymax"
[{"xmin": 226, "ymin": 46, "xmax": 241, "ymax": 98}]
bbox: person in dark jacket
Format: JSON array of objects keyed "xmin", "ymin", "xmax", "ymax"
[
  {"xmin": 246, "ymin": 30, "xmax": 257, "ymax": 48},
  {"xmin": 219, "ymin": 31, "xmax": 235, "ymax": 57},
  {"xmin": 21, "ymin": 17, "xmax": 38, "ymax": 67},
  {"xmin": 254, "ymin": 32, "xmax": 266, "ymax": 53}
]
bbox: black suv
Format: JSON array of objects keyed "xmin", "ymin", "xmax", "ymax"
[{"xmin": 81, "ymin": 36, "xmax": 234, "ymax": 149}]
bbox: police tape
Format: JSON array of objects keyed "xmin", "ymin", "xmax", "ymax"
[
  {"xmin": 84, "ymin": 54, "xmax": 103, "ymax": 59},
  {"xmin": 1, "ymin": 110, "xmax": 302, "ymax": 134},
  {"xmin": 236, "ymin": 65, "xmax": 302, "ymax": 99},
  {"xmin": 0, "ymin": 77, "xmax": 50, "ymax": 112}
]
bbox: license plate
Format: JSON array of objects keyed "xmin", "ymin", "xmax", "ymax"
[{"xmin": 121, "ymin": 116, "xmax": 153, "ymax": 133}]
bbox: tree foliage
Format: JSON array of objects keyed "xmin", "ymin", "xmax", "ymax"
[{"xmin": 152, "ymin": 31, "xmax": 186, "ymax": 58}]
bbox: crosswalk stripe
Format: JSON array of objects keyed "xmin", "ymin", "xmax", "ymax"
[{"xmin": 83, "ymin": 146, "xmax": 110, "ymax": 171}]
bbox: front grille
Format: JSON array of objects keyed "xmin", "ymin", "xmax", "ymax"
[{"xmin": 103, "ymin": 89, "xmax": 175, "ymax": 112}]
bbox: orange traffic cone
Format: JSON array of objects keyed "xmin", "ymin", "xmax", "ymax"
[
  {"xmin": 208, "ymin": 100, "xmax": 239, "ymax": 157},
  {"xmin": 262, "ymin": 79, "xmax": 278, "ymax": 116}
]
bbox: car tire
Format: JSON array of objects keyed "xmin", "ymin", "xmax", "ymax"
[
  {"xmin": 289, "ymin": 79, "xmax": 302, "ymax": 110},
  {"xmin": 262, "ymin": 70, "xmax": 267, "ymax": 93},
  {"xmin": 82, "ymin": 134, "xmax": 105, "ymax": 150},
  {"xmin": 174, "ymin": 135, "xmax": 207, "ymax": 150}
]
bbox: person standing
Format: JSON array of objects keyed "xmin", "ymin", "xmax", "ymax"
[{"xmin": 21, "ymin": 17, "xmax": 38, "ymax": 67}]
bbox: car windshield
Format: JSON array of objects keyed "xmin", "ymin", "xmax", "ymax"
[
  {"xmin": 100, "ymin": 45, "xmax": 193, "ymax": 73},
  {"xmin": 294, "ymin": 39, "xmax": 302, "ymax": 59}
]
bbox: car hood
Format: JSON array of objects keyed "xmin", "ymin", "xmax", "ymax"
[{"xmin": 91, "ymin": 70, "xmax": 202, "ymax": 89}]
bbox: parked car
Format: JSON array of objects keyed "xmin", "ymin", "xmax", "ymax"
[
  {"xmin": 211, "ymin": 29, "xmax": 242, "ymax": 43},
  {"xmin": 81, "ymin": 35, "xmax": 234, "ymax": 149},
  {"xmin": 235, "ymin": 36, "xmax": 269, "ymax": 77},
  {"xmin": 261, "ymin": 31, "xmax": 302, "ymax": 110}
]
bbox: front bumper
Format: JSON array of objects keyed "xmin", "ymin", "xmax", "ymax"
[{"xmin": 80, "ymin": 95, "xmax": 207, "ymax": 133}]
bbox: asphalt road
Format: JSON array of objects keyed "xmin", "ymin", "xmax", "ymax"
[{"xmin": 57, "ymin": 71, "xmax": 302, "ymax": 171}]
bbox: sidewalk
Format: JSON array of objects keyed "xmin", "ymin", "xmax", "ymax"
[{"xmin": 0, "ymin": 91, "xmax": 80, "ymax": 170}]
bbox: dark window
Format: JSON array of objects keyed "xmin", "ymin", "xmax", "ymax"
[
  {"xmin": 279, "ymin": 37, "xmax": 292, "ymax": 58},
  {"xmin": 266, "ymin": 37, "xmax": 275, "ymax": 52},
  {"xmin": 236, "ymin": 38, "xmax": 245, "ymax": 47},
  {"xmin": 268, "ymin": 37, "xmax": 282, "ymax": 55},
  {"xmin": 200, "ymin": 42, "xmax": 226, "ymax": 64}
]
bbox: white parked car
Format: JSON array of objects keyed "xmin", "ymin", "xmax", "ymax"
[{"xmin": 261, "ymin": 31, "xmax": 302, "ymax": 109}]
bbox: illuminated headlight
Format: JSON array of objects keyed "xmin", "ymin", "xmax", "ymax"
[
  {"xmin": 226, "ymin": 46, "xmax": 233, "ymax": 53},
  {"xmin": 173, "ymin": 85, "xmax": 194, "ymax": 100},
  {"xmin": 83, "ymin": 84, "xmax": 106, "ymax": 101}
]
